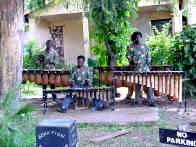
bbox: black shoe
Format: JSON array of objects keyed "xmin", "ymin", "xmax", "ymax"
[
  {"xmin": 56, "ymin": 107, "xmax": 67, "ymax": 113},
  {"xmin": 148, "ymin": 103, "xmax": 156, "ymax": 107}
]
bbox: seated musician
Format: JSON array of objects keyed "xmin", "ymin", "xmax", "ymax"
[
  {"xmin": 40, "ymin": 40, "xmax": 58, "ymax": 106},
  {"xmin": 57, "ymin": 55, "xmax": 93, "ymax": 113},
  {"xmin": 126, "ymin": 31, "xmax": 155, "ymax": 106}
]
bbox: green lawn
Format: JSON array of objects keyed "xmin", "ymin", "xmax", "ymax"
[
  {"xmin": 21, "ymin": 81, "xmax": 42, "ymax": 97},
  {"xmin": 77, "ymin": 111, "xmax": 175, "ymax": 147},
  {"xmin": 21, "ymin": 82, "xmax": 71, "ymax": 97}
]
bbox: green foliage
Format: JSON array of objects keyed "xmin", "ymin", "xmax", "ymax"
[
  {"xmin": 26, "ymin": 0, "xmax": 47, "ymax": 11},
  {"xmin": 170, "ymin": 25, "xmax": 196, "ymax": 96},
  {"xmin": 21, "ymin": 81, "xmax": 42, "ymax": 96},
  {"xmin": 23, "ymin": 38, "xmax": 42, "ymax": 69},
  {"xmin": 146, "ymin": 24, "xmax": 173, "ymax": 65},
  {"xmin": 55, "ymin": 62, "xmax": 71, "ymax": 70},
  {"xmin": 0, "ymin": 85, "xmax": 37, "ymax": 147},
  {"xmin": 88, "ymin": 0, "xmax": 138, "ymax": 65}
]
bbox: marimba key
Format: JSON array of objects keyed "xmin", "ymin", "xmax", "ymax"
[
  {"xmin": 158, "ymin": 73, "xmax": 163, "ymax": 95},
  {"xmin": 151, "ymin": 74, "xmax": 155, "ymax": 89},
  {"xmin": 154, "ymin": 74, "xmax": 158, "ymax": 91},
  {"xmin": 139, "ymin": 74, "xmax": 142, "ymax": 85},
  {"xmin": 147, "ymin": 74, "xmax": 151, "ymax": 87},
  {"xmin": 179, "ymin": 74, "xmax": 183, "ymax": 103},
  {"xmin": 174, "ymin": 74, "xmax": 179, "ymax": 100},
  {"xmin": 170, "ymin": 73, "xmax": 174, "ymax": 97}
]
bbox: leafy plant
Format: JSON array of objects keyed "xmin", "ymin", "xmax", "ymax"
[
  {"xmin": 88, "ymin": 0, "xmax": 138, "ymax": 66},
  {"xmin": 21, "ymin": 81, "xmax": 42, "ymax": 97},
  {"xmin": 146, "ymin": 24, "xmax": 173, "ymax": 65},
  {"xmin": 0, "ymin": 85, "xmax": 38, "ymax": 147},
  {"xmin": 170, "ymin": 25, "xmax": 196, "ymax": 97},
  {"xmin": 23, "ymin": 38, "xmax": 42, "ymax": 69}
]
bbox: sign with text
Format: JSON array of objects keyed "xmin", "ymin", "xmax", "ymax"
[
  {"xmin": 159, "ymin": 128, "xmax": 196, "ymax": 147},
  {"xmin": 36, "ymin": 119, "xmax": 78, "ymax": 147}
]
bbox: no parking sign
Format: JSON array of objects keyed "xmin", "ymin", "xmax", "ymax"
[{"xmin": 159, "ymin": 128, "xmax": 196, "ymax": 146}]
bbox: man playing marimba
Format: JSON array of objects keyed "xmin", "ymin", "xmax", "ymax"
[
  {"xmin": 41, "ymin": 40, "xmax": 58, "ymax": 106},
  {"xmin": 57, "ymin": 55, "xmax": 93, "ymax": 113},
  {"xmin": 127, "ymin": 31, "xmax": 155, "ymax": 106}
]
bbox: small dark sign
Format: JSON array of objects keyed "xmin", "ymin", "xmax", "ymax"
[
  {"xmin": 36, "ymin": 119, "xmax": 78, "ymax": 147},
  {"xmin": 159, "ymin": 128, "xmax": 196, "ymax": 147}
]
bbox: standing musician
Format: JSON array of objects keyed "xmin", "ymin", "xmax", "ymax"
[
  {"xmin": 40, "ymin": 40, "xmax": 58, "ymax": 106},
  {"xmin": 126, "ymin": 31, "xmax": 155, "ymax": 106},
  {"xmin": 57, "ymin": 55, "xmax": 93, "ymax": 113}
]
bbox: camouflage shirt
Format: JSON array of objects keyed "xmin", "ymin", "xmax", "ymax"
[
  {"xmin": 126, "ymin": 44, "xmax": 151, "ymax": 72},
  {"xmin": 41, "ymin": 48, "xmax": 57, "ymax": 70},
  {"xmin": 71, "ymin": 66, "xmax": 93, "ymax": 86}
]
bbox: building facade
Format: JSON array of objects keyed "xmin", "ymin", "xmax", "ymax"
[{"xmin": 24, "ymin": 0, "xmax": 196, "ymax": 65}]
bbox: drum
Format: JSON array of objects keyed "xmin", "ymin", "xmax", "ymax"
[
  {"xmin": 55, "ymin": 74, "xmax": 62, "ymax": 87},
  {"xmin": 22, "ymin": 70, "xmax": 29, "ymax": 82},
  {"xmin": 29, "ymin": 70, "xmax": 36, "ymax": 82},
  {"xmin": 35, "ymin": 70, "xmax": 42, "ymax": 85},
  {"xmin": 106, "ymin": 71, "xmax": 112, "ymax": 83},
  {"xmin": 49, "ymin": 71, "xmax": 56, "ymax": 85},
  {"xmin": 61, "ymin": 71, "xmax": 70, "ymax": 86},
  {"xmin": 99, "ymin": 70, "xmax": 105, "ymax": 82},
  {"xmin": 42, "ymin": 71, "xmax": 49, "ymax": 85}
]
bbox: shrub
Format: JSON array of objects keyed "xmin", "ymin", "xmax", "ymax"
[
  {"xmin": 146, "ymin": 24, "xmax": 173, "ymax": 65},
  {"xmin": 170, "ymin": 25, "xmax": 196, "ymax": 97},
  {"xmin": 23, "ymin": 38, "xmax": 42, "ymax": 69},
  {"xmin": 0, "ymin": 85, "xmax": 38, "ymax": 147}
]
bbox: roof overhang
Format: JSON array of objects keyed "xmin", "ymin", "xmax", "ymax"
[{"xmin": 39, "ymin": 12, "xmax": 83, "ymax": 22}]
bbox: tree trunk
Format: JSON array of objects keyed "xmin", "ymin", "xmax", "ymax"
[
  {"xmin": 105, "ymin": 41, "xmax": 116, "ymax": 66},
  {"xmin": 0, "ymin": 0, "xmax": 23, "ymax": 96}
]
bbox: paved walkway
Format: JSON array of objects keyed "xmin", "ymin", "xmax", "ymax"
[{"xmin": 42, "ymin": 107, "xmax": 159, "ymax": 125}]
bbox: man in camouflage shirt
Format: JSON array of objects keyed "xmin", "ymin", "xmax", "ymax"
[
  {"xmin": 57, "ymin": 55, "xmax": 93, "ymax": 113},
  {"xmin": 40, "ymin": 40, "xmax": 57, "ymax": 70},
  {"xmin": 127, "ymin": 31, "xmax": 155, "ymax": 106},
  {"xmin": 40, "ymin": 40, "xmax": 57, "ymax": 105}
]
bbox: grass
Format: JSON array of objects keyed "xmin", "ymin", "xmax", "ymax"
[
  {"xmin": 21, "ymin": 81, "xmax": 42, "ymax": 97},
  {"xmin": 21, "ymin": 82, "xmax": 70, "ymax": 97},
  {"xmin": 76, "ymin": 110, "xmax": 177, "ymax": 147}
]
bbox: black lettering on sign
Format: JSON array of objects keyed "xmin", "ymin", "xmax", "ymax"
[{"xmin": 159, "ymin": 128, "xmax": 196, "ymax": 147}]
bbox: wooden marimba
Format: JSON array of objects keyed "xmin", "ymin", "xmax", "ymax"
[
  {"xmin": 94, "ymin": 65, "xmax": 173, "ymax": 84},
  {"xmin": 112, "ymin": 71, "xmax": 184, "ymax": 102},
  {"xmin": 22, "ymin": 69, "xmax": 70, "ymax": 86},
  {"xmin": 43, "ymin": 87, "xmax": 113, "ymax": 109}
]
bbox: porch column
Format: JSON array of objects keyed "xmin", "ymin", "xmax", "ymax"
[
  {"xmin": 172, "ymin": 2, "xmax": 183, "ymax": 33},
  {"xmin": 187, "ymin": 0, "xmax": 196, "ymax": 25},
  {"xmin": 82, "ymin": 13, "xmax": 90, "ymax": 62}
]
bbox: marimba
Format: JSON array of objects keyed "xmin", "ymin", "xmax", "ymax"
[
  {"xmin": 22, "ymin": 65, "xmax": 173, "ymax": 86},
  {"xmin": 112, "ymin": 71, "xmax": 184, "ymax": 102},
  {"xmin": 94, "ymin": 65, "xmax": 173, "ymax": 84},
  {"xmin": 22, "ymin": 69, "xmax": 70, "ymax": 86},
  {"xmin": 43, "ymin": 87, "xmax": 113, "ymax": 109},
  {"xmin": 94, "ymin": 65, "xmax": 174, "ymax": 97}
]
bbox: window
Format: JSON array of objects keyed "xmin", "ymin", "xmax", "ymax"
[
  {"xmin": 151, "ymin": 18, "xmax": 172, "ymax": 34},
  {"xmin": 24, "ymin": 14, "xmax": 29, "ymax": 32}
]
